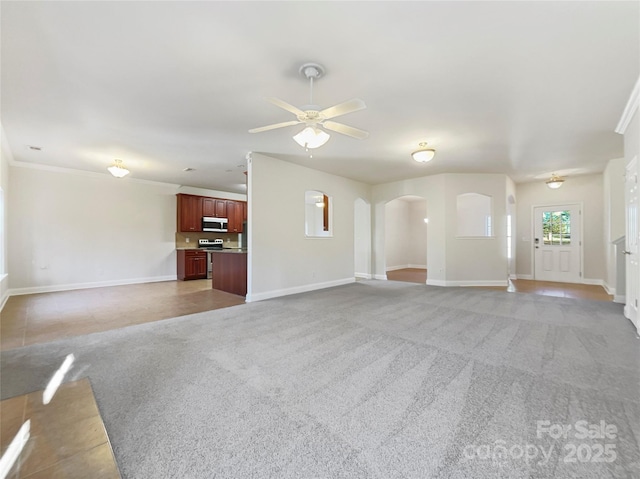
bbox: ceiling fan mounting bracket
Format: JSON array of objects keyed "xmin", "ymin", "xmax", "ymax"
[{"xmin": 299, "ymin": 63, "xmax": 325, "ymax": 81}]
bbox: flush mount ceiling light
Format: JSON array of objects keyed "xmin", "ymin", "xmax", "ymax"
[
  {"xmin": 107, "ymin": 159, "xmax": 130, "ymax": 178},
  {"xmin": 546, "ymin": 173, "xmax": 565, "ymax": 189},
  {"xmin": 293, "ymin": 126, "xmax": 331, "ymax": 149},
  {"xmin": 411, "ymin": 142, "xmax": 436, "ymax": 163}
]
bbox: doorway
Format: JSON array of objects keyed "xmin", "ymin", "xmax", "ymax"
[
  {"xmin": 533, "ymin": 204, "xmax": 582, "ymax": 283},
  {"xmin": 384, "ymin": 195, "xmax": 427, "ymax": 284}
]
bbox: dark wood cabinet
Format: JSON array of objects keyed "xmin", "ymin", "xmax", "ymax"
[
  {"xmin": 202, "ymin": 198, "xmax": 227, "ymax": 218},
  {"xmin": 177, "ymin": 250, "xmax": 207, "ymax": 280},
  {"xmin": 226, "ymin": 200, "xmax": 244, "ymax": 233},
  {"xmin": 177, "ymin": 194, "xmax": 203, "ymax": 232},
  {"xmin": 212, "ymin": 252, "xmax": 247, "ymax": 296},
  {"xmin": 177, "ymin": 194, "xmax": 245, "ymax": 233}
]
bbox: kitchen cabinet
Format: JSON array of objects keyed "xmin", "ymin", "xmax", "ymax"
[
  {"xmin": 212, "ymin": 252, "xmax": 247, "ymax": 296},
  {"xmin": 202, "ymin": 198, "xmax": 227, "ymax": 218},
  {"xmin": 177, "ymin": 250, "xmax": 207, "ymax": 280},
  {"xmin": 226, "ymin": 200, "xmax": 244, "ymax": 233},
  {"xmin": 177, "ymin": 194, "xmax": 203, "ymax": 232}
]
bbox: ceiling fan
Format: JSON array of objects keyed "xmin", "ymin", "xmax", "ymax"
[{"xmin": 249, "ymin": 63, "xmax": 369, "ymax": 149}]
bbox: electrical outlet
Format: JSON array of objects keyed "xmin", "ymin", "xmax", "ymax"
[{"xmin": 186, "ymin": 238, "xmax": 190, "ymax": 243}]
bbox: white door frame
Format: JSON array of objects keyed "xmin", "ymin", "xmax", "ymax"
[{"xmin": 530, "ymin": 202, "xmax": 584, "ymax": 283}]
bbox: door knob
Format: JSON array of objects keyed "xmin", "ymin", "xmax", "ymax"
[{"xmin": 623, "ymin": 251, "xmax": 632, "ymax": 255}]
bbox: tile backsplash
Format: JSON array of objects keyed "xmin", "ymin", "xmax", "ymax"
[{"xmin": 175, "ymin": 232, "xmax": 240, "ymax": 249}]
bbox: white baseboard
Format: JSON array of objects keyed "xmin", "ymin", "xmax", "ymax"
[
  {"xmin": 246, "ymin": 277, "xmax": 355, "ymax": 302},
  {"xmin": 603, "ymin": 282, "xmax": 615, "ymax": 295},
  {"xmin": 374, "ymin": 274, "xmax": 388, "ymax": 280},
  {"xmin": 614, "ymin": 294, "xmax": 626, "ymax": 304},
  {"xmin": 8, "ymin": 275, "xmax": 178, "ymax": 296},
  {"xmin": 386, "ymin": 264, "xmax": 427, "ymax": 272},
  {"xmin": 0, "ymin": 290, "xmax": 9, "ymax": 312},
  {"xmin": 509, "ymin": 274, "xmax": 517, "ymax": 280},
  {"xmin": 583, "ymin": 278, "xmax": 604, "ymax": 286},
  {"xmin": 515, "ymin": 274, "xmax": 533, "ymax": 280},
  {"xmin": 426, "ymin": 279, "xmax": 446, "ymax": 287},
  {"xmin": 355, "ymin": 272, "xmax": 373, "ymax": 279},
  {"xmin": 385, "ymin": 265, "xmax": 409, "ymax": 272}
]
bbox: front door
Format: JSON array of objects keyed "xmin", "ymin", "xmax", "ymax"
[
  {"xmin": 533, "ymin": 205, "xmax": 581, "ymax": 283},
  {"xmin": 625, "ymin": 158, "xmax": 639, "ymax": 329}
]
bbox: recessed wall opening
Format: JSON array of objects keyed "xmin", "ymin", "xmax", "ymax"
[{"xmin": 384, "ymin": 195, "xmax": 427, "ymax": 284}]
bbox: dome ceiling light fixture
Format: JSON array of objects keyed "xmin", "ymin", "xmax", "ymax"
[
  {"xmin": 107, "ymin": 159, "xmax": 130, "ymax": 178},
  {"xmin": 411, "ymin": 142, "xmax": 436, "ymax": 163},
  {"xmin": 546, "ymin": 173, "xmax": 565, "ymax": 189}
]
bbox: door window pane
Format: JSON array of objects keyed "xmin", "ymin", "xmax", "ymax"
[{"xmin": 542, "ymin": 210, "xmax": 571, "ymax": 245}]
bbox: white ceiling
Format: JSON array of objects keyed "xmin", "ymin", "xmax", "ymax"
[{"xmin": 2, "ymin": 2, "xmax": 638, "ymax": 194}]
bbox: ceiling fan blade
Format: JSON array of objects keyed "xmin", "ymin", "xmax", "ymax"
[
  {"xmin": 323, "ymin": 121, "xmax": 369, "ymax": 140},
  {"xmin": 265, "ymin": 97, "xmax": 305, "ymax": 116},
  {"xmin": 320, "ymin": 98, "xmax": 366, "ymax": 120},
  {"xmin": 248, "ymin": 120, "xmax": 301, "ymax": 133}
]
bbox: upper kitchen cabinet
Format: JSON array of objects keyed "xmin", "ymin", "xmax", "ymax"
[
  {"xmin": 177, "ymin": 194, "xmax": 203, "ymax": 232},
  {"xmin": 203, "ymin": 198, "xmax": 227, "ymax": 218},
  {"xmin": 226, "ymin": 200, "xmax": 245, "ymax": 233}
]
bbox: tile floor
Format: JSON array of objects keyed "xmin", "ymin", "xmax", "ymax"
[
  {"xmin": 385, "ymin": 268, "xmax": 613, "ymax": 301},
  {"xmin": 1, "ymin": 280, "xmax": 245, "ymax": 351},
  {"xmin": 0, "ymin": 378, "xmax": 120, "ymax": 478}
]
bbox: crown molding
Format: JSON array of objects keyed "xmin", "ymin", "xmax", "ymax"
[{"xmin": 616, "ymin": 76, "xmax": 640, "ymax": 135}]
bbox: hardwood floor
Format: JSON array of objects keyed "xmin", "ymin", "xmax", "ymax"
[
  {"xmin": 385, "ymin": 268, "xmax": 613, "ymax": 302},
  {"xmin": 0, "ymin": 280, "xmax": 244, "ymax": 351},
  {"xmin": 1, "ymin": 272, "xmax": 615, "ymax": 352}
]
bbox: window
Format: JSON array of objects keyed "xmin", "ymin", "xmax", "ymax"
[{"xmin": 542, "ymin": 210, "xmax": 571, "ymax": 245}]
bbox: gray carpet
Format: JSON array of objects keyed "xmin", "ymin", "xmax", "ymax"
[{"xmin": 1, "ymin": 280, "xmax": 639, "ymax": 478}]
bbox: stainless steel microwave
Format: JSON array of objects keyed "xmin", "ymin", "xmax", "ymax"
[{"xmin": 202, "ymin": 217, "xmax": 228, "ymax": 232}]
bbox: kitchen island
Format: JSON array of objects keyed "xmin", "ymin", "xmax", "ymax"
[{"xmin": 211, "ymin": 250, "xmax": 247, "ymax": 297}]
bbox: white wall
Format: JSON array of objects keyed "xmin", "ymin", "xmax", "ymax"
[
  {"xmin": 603, "ymin": 158, "xmax": 626, "ymax": 294},
  {"xmin": 7, "ymin": 163, "xmax": 238, "ymax": 294},
  {"xmin": 373, "ymin": 173, "xmax": 508, "ymax": 286},
  {"xmin": 384, "ymin": 198, "xmax": 427, "ymax": 271},
  {"xmin": 354, "ymin": 198, "xmax": 371, "ymax": 278},
  {"xmin": 515, "ymin": 174, "xmax": 605, "ymax": 282},
  {"xmin": 384, "ymin": 199, "xmax": 411, "ymax": 270},
  {"xmin": 0, "ymin": 127, "xmax": 11, "ymax": 307},
  {"xmin": 407, "ymin": 200, "xmax": 427, "ymax": 267},
  {"xmin": 248, "ymin": 153, "xmax": 370, "ymax": 301},
  {"xmin": 443, "ymin": 174, "xmax": 508, "ymax": 285},
  {"xmin": 506, "ymin": 176, "xmax": 517, "ymax": 277}
]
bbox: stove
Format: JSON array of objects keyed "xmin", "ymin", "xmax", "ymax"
[{"xmin": 198, "ymin": 238, "xmax": 223, "ymax": 250}]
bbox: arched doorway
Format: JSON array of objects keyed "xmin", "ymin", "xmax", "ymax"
[{"xmin": 384, "ymin": 195, "xmax": 427, "ymax": 284}]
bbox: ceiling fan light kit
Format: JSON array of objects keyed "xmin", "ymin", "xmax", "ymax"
[
  {"xmin": 546, "ymin": 174, "xmax": 565, "ymax": 189},
  {"xmin": 107, "ymin": 159, "xmax": 130, "ymax": 178},
  {"xmin": 412, "ymin": 142, "xmax": 436, "ymax": 163},
  {"xmin": 293, "ymin": 126, "xmax": 330, "ymax": 149},
  {"xmin": 249, "ymin": 63, "xmax": 369, "ymax": 150}
]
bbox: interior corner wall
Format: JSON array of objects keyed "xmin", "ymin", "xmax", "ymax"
[
  {"xmin": 443, "ymin": 174, "xmax": 508, "ymax": 285},
  {"xmin": 248, "ymin": 153, "xmax": 370, "ymax": 301},
  {"xmin": 8, "ymin": 166, "xmax": 181, "ymax": 293},
  {"xmin": 384, "ymin": 199, "xmax": 411, "ymax": 270},
  {"xmin": 0, "ymin": 128, "xmax": 11, "ymax": 307},
  {"xmin": 603, "ymin": 158, "xmax": 626, "ymax": 293},
  {"xmin": 515, "ymin": 174, "xmax": 605, "ymax": 282},
  {"xmin": 506, "ymin": 176, "xmax": 517, "ymax": 277}
]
